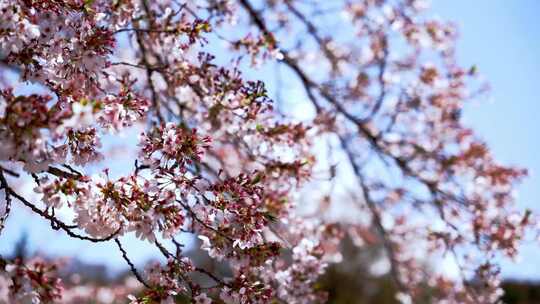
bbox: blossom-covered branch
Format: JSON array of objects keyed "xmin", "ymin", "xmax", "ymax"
[{"xmin": 0, "ymin": 0, "xmax": 533, "ymax": 303}]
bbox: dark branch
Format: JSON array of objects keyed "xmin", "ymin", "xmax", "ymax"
[{"xmin": 115, "ymin": 238, "xmax": 151, "ymax": 288}]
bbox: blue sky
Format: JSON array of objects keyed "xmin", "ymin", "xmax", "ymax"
[
  {"xmin": 431, "ymin": 0, "xmax": 540, "ymax": 278},
  {"xmin": 1, "ymin": 1, "xmax": 539, "ymax": 279}
]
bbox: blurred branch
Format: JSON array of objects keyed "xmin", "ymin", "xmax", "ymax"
[{"xmin": 0, "ymin": 169, "xmax": 13, "ymax": 235}]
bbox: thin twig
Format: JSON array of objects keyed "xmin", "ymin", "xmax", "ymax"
[
  {"xmin": 0, "ymin": 169, "xmax": 13, "ymax": 235},
  {"xmin": 0, "ymin": 166, "xmax": 19, "ymax": 178},
  {"xmin": 113, "ymin": 28, "xmax": 177, "ymax": 35},
  {"xmin": 115, "ymin": 238, "xmax": 151, "ymax": 288}
]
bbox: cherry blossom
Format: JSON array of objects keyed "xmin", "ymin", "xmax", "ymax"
[{"xmin": 0, "ymin": 0, "xmax": 534, "ymax": 303}]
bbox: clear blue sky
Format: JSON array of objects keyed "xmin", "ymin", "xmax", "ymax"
[{"xmin": 1, "ymin": 1, "xmax": 539, "ymax": 279}]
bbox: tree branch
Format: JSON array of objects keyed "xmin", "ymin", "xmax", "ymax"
[{"xmin": 115, "ymin": 238, "xmax": 151, "ymax": 288}]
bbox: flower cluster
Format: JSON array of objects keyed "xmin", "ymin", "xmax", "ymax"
[
  {"xmin": 0, "ymin": 89, "xmax": 70, "ymax": 172},
  {"xmin": 139, "ymin": 123, "xmax": 211, "ymax": 171},
  {"xmin": 0, "ymin": 257, "xmax": 63, "ymax": 303}
]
